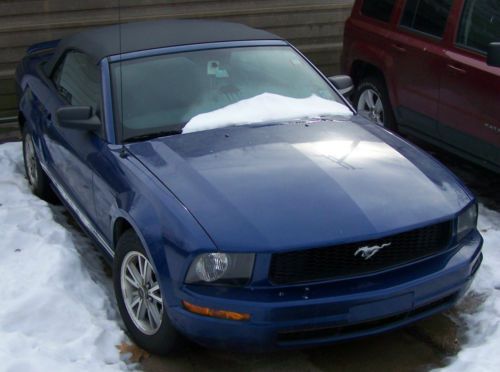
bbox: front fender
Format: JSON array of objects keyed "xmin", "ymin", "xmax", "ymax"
[{"xmin": 106, "ymin": 149, "xmax": 217, "ymax": 307}]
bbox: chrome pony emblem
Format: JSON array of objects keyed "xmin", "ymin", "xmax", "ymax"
[{"xmin": 354, "ymin": 242, "xmax": 391, "ymax": 260}]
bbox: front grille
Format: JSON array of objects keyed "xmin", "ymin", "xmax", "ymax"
[{"xmin": 269, "ymin": 221, "xmax": 452, "ymax": 285}]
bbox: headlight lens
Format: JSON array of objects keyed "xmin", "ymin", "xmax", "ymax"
[
  {"xmin": 195, "ymin": 253, "xmax": 229, "ymax": 282},
  {"xmin": 185, "ymin": 253, "xmax": 255, "ymax": 285},
  {"xmin": 457, "ymin": 203, "xmax": 478, "ymax": 241}
]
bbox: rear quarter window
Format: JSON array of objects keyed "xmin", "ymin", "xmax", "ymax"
[
  {"xmin": 361, "ymin": 0, "xmax": 397, "ymax": 23},
  {"xmin": 400, "ymin": 0, "xmax": 453, "ymax": 38}
]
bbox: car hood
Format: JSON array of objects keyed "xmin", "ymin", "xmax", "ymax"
[{"xmin": 127, "ymin": 118, "xmax": 472, "ymax": 252}]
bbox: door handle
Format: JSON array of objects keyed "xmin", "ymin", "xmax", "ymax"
[
  {"xmin": 392, "ymin": 44, "xmax": 407, "ymax": 53},
  {"xmin": 447, "ymin": 64, "xmax": 467, "ymax": 74}
]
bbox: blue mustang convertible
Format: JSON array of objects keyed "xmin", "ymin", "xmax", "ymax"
[{"xmin": 16, "ymin": 20, "xmax": 483, "ymax": 354}]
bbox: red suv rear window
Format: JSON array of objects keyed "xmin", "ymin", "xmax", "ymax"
[
  {"xmin": 400, "ymin": 0, "xmax": 453, "ymax": 38},
  {"xmin": 457, "ymin": 0, "xmax": 500, "ymax": 54}
]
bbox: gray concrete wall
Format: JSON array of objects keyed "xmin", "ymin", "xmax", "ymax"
[{"xmin": 0, "ymin": 0, "xmax": 354, "ymax": 119}]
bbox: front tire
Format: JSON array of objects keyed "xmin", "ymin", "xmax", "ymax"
[
  {"xmin": 113, "ymin": 230, "xmax": 183, "ymax": 355},
  {"xmin": 354, "ymin": 77, "xmax": 397, "ymax": 130},
  {"xmin": 22, "ymin": 128, "xmax": 53, "ymax": 200}
]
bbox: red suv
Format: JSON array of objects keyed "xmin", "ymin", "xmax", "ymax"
[{"xmin": 341, "ymin": 0, "xmax": 500, "ymax": 172}]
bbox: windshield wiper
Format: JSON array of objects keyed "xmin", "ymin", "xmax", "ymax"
[
  {"xmin": 124, "ymin": 129, "xmax": 182, "ymax": 143},
  {"xmin": 250, "ymin": 115, "xmax": 349, "ymax": 128}
]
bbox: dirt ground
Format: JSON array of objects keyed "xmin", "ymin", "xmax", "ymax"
[{"xmin": 1, "ymin": 122, "xmax": 497, "ymax": 372}]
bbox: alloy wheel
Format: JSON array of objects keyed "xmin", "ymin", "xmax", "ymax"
[
  {"xmin": 24, "ymin": 134, "xmax": 38, "ymax": 186},
  {"xmin": 357, "ymin": 88, "xmax": 385, "ymax": 126},
  {"xmin": 120, "ymin": 251, "xmax": 163, "ymax": 335}
]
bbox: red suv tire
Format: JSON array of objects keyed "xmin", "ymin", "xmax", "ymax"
[{"xmin": 353, "ymin": 76, "xmax": 397, "ymax": 130}]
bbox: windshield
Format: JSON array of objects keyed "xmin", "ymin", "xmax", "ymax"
[{"xmin": 111, "ymin": 45, "xmax": 352, "ymax": 141}]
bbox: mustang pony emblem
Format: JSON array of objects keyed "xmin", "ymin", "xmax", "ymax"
[{"xmin": 354, "ymin": 242, "xmax": 392, "ymax": 260}]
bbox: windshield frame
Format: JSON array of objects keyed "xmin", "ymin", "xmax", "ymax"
[{"xmin": 107, "ymin": 40, "xmax": 354, "ymax": 143}]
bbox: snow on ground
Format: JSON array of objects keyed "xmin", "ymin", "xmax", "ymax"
[
  {"xmin": 182, "ymin": 93, "xmax": 352, "ymax": 133},
  {"xmin": 439, "ymin": 205, "xmax": 500, "ymax": 372},
  {"xmin": 0, "ymin": 142, "xmax": 129, "ymax": 372}
]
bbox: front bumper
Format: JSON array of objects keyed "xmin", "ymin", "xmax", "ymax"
[{"xmin": 168, "ymin": 232, "xmax": 482, "ymax": 352}]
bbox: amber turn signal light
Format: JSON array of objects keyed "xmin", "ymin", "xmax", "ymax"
[{"xmin": 182, "ymin": 300, "xmax": 251, "ymax": 321}]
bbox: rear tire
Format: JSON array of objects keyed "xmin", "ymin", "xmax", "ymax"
[
  {"xmin": 113, "ymin": 229, "xmax": 184, "ymax": 355},
  {"xmin": 22, "ymin": 127, "xmax": 53, "ymax": 201},
  {"xmin": 354, "ymin": 77, "xmax": 397, "ymax": 131}
]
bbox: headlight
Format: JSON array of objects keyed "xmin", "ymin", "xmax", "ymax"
[
  {"xmin": 457, "ymin": 203, "xmax": 478, "ymax": 241},
  {"xmin": 185, "ymin": 253, "xmax": 255, "ymax": 285}
]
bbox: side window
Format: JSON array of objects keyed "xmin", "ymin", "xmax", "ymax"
[
  {"xmin": 361, "ymin": 0, "xmax": 397, "ymax": 23},
  {"xmin": 400, "ymin": 0, "xmax": 453, "ymax": 38},
  {"xmin": 457, "ymin": 0, "xmax": 500, "ymax": 54},
  {"xmin": 52, "ymin": 52, "xmax": 101, "ymax": 114}
]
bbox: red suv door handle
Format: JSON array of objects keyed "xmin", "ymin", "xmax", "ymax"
[
  {"xmin": 392, "ymin": 44, "xmax": 407, "ymax": 53},
  {"xmin": 447, "ymin": 64, "xmax": 467, "ymax": 74}
]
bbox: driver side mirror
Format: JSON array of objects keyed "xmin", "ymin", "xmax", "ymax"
[
  {"xmin": 487, "ymin": 42, "xmax": 500, "ymax": 67},
  {"xmin": 328, "ymin": 75, "xmax": 354, "ymax": 98},
  {"xmin": 56, "ymin": 106, "xmax": 101, "ymax": 131}
]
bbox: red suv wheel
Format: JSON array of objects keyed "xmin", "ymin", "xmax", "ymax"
[{"xmin": 354, "ymin": 77, "xmax": 396, "ymax": 130}]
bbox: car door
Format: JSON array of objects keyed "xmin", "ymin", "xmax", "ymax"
[
  {"xmin": 42, "ymin": 51, "xmax": 103, "ymax": 218},
  {"xmin": 388, "ymin": 0, "xmax": 453, "ymax": 137},
  {"xmin": 438, "ymin": 0, "xmax": 500, "ymax": 168}
]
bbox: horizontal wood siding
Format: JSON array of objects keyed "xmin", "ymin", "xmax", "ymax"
[{"xmin": 0, "ymin": 0, "xmax": 353, "ymax": 118}]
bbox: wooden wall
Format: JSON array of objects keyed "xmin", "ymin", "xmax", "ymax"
[{"xmin": 0, "ymin": 0, "xmax": 354, "ymax": 119}]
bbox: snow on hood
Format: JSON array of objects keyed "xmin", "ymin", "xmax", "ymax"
[
  {"xmin": 182, "ymin": 93, "xmax": 353, "ymax": 134},
  {"xmin": 0, "ymin": 143, "xmax": 128, "ymax": 371}
]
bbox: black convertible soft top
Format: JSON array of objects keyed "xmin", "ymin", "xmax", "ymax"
[{"xmin": 45, "ymin": 19, "xmax": 282, "ymax": 75}]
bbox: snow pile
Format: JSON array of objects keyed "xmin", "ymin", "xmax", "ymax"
[
  {"xmin": 183, "ymin": 93, "xmax": 352, "ymax": 133},
  {"xmin": 441, "ymin": 206, "xmax": 500, "ymax": 371},
  {"xmin": 0, "ymin": 142, "xmax": 128, "ymax": 371}
]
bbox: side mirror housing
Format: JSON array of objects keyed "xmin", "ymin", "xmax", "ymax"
[
  {"xmin": 328, "ymin": 75, "xmax": 354, "ymax": 98},
  {"xmin": 487, "ymin": 42, "xmax": 500, "ymax": 67},
  {"xmin": 56, "ymin": 106, "xmax": 101, "ymax": 131}
]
